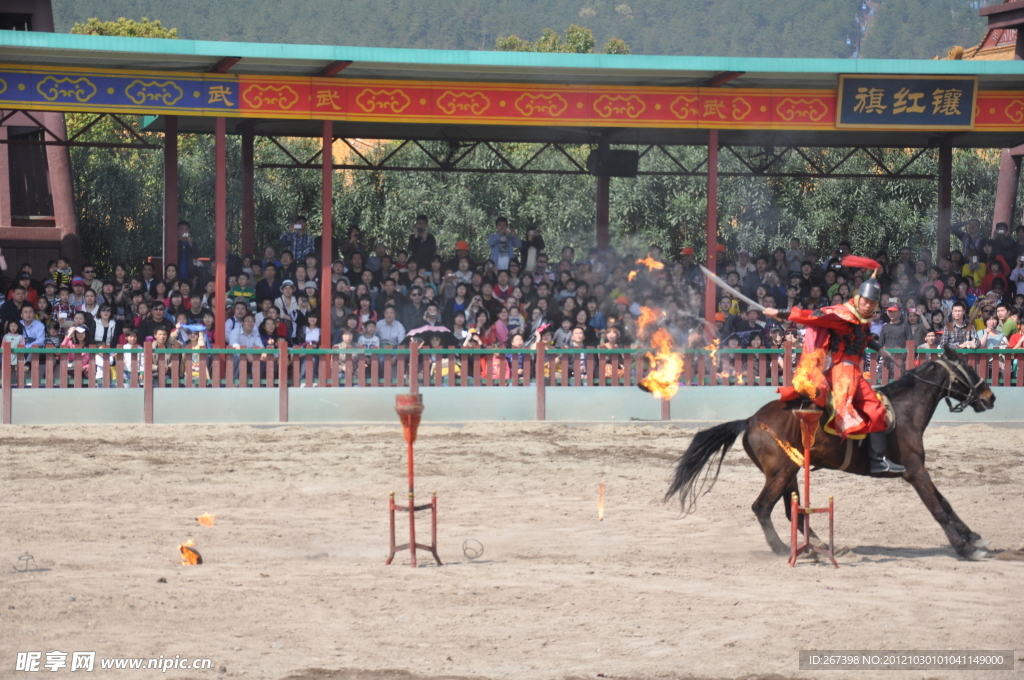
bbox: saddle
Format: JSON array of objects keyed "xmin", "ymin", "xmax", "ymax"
[{"xmin": 820, "ymin": 389, "xmax": 896, "ymax": 439}]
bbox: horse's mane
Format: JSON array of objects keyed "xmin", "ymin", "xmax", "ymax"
[{"xmin": 877, "ymin": 358, "xmax": 942, "ymax": 399}]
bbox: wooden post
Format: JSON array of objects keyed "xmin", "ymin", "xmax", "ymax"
[
  {"xmin": 596, "ymin": 174, "xmax": 610, "ymax": 251},
  {"xmin": 214, "ymin": 117, "xmax": 228, "ymax": 348},
  {"xmin": 143, "ymin": 342, "xmax": 154, "ymax": 424},
  {"xmin": 241, "ymin": 121, "xmax": 255, "ymax": 258},
  {"xmin": 409, "ymin": 342, "xmax": 420, "ymax": 394},
  {"xmin": 2, "ymin": 342, "xmax": 11, "ymax": 425},
  {"xmin": 163, "ymin": 115, "xmax": 179, "ymax": 266},
  {"xmin": 937, "ymin": 138, "xmax": 953, "ymax": 258},
  {"xmin": 321, "ymin": 120, "xmax": 334, "ymax": 349},
  {"xmin": 535, "ymin": 343, "xmax": 546, "ymax": 421},
  {"xmin": 782, "ymin": 341, "xmax": 793, "ymax": 386},
  {"xmin": 992, "ymin": 149, "xmax": 1021, "ymax": 229},
  {"xmin": 704, "ymin": 129, "xmax": 719, "ymax": 329},
  {"xmin": 278, "ymin": 339, "xmax": 289, "ymax": 423}
]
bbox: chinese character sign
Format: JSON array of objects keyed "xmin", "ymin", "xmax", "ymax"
[{"xmin": 836, "ymin": 75, "xmax": 977, "ymax": 129}]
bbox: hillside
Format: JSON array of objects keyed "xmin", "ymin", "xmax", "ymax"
[{"xmin": 52, "ymin": 0, "xmax": 989, "ymax": 59}]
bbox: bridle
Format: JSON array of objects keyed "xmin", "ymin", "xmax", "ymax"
[{"xmin": 912, "ymin": 357, "xmax": 987, "ymax": 413}]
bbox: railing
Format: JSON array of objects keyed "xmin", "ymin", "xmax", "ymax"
[{"xmin": 1, "ymin": 340, "xmax": 1021, "ymax": 424}]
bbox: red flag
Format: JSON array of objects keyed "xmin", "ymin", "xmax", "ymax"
[{"xmin": 840, "ymin": 255, "xmax": 882, "ymax": 270}]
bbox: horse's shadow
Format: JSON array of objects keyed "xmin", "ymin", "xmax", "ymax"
[{"xmin": 852, "ymin": 545, "xmax": 959, "ymax": 562}]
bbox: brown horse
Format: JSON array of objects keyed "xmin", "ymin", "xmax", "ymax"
[{"xmin": 666, "ymin": 347, "xmax": 996, "ymax": 560}]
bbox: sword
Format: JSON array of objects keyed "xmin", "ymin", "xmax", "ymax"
[{"xmin": 699, "ymin": 265, "xmax": 766, "ymax": 312}]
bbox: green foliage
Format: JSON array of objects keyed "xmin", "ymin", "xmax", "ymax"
[
  {"xmin": 70, "ymin": 16, "xmax": 178, "ymax": 38},
  {"xmin": 496, "ymin": 25, "xmax": 632, "ymax": 54},
  {"xmin": 861, "ymin": 0, "xmax": 986, "ymax": 59}
]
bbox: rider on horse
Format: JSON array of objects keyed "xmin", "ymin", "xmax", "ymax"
[{"xmin": 763, "ymin": 259, "xmax": 905, "ymax": 474}]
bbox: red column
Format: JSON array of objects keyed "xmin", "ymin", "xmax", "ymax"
[
  {"xmin": 214, "ymin": 117, "xmax": 228, "ymax": 348},
  {"xmin": 241, "ymin": 122, "xmax": 255, "ymax": 258},
  {"xmin": 320, "ymin": 120, "xmax": 333, "ymax": 348},
  {"xmin": 703, "ymin": 129, "xmax": 719, "ymax": 326},
  {"xmin": 937, "ymin": 139, "xmax": 953, "ymax": 259},
  {"xmin": 163, "ymin": 115, "xmax": 179, "ymax": 266},
  {"xmin": 596, "ymin": 174, "xmax": 610, "ymax": 250},
  {"xmin": 992, "ymin": 148, "xmax": 1021, "ymax": 229}
]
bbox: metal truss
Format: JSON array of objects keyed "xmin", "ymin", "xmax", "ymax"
[
  {"xmin": 0, "ymin": 110, "xmax": 160, "ymax": 150},
  {"xmin": 259, "ymin": 137, "xmax": 937, "ymax": 180}
]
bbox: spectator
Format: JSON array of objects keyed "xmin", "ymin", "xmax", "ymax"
[
  {"xmin": 943, "ymin": 301, "xmax": 977, "ymax": 349},
  {"xmin": 977, "ymin": 315, "xmax": 1008, "ymax": 349},
  {"xmin": 407, "ymin": 214, "xmax": 437, "ymax": 270},
  {"xmin": 19, "ymin": 305, "xmax": 44, "ymax": 349},
  {"xmin": 1, "ymin": 286, "xmax": 27, "ymax": 324},
  {"xmin": 357, "ymin": 319, "xmax": 380, "ymax": 350},
  {"xmin": 139, "ymin": 301, "xmax": 175, "ymax": 342},
  {"xmin": 376, "ymin": 305, "xmax": 406, "ymax": 349},
  {"xmin": 279, "ymin": 216, "xmax": 314, "ymax": 262},
  {"xmin": 255, "ymin": 263, "xmax": 282, "ymax": 304}
]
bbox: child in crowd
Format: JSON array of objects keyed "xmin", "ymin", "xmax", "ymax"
[{"xmin": 357, "ymin": 320, "xmax": 380, "ymax": 350}]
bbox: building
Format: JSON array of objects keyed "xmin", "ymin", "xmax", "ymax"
[{"xmin": 0, "ymin": 0, "xmax": 79, "ymax": 279}]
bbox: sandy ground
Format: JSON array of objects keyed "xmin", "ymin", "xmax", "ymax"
[{"xmin": 1, "ymin": 422, "xmax": 1022, "ymax": 680}]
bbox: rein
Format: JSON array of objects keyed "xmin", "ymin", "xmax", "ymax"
[{"xmin": 910, "ymin": 357, "xmax": 986, "ymax": 413}]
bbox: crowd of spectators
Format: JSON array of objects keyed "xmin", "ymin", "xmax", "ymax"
[{"xmin": 1, "ymin": 213, "xmax": 1023, "ymax": 383}]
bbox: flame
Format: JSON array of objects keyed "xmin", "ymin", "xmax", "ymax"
[
  {"xmin": 736, "ymin": 373, "xmax": 745, "ymax": 385},
  {"xmin": 178, "ymin": 539, "xmax": 202, "ymax": 566},
  {"xmin": 196, "ymin": 513, "xmax": 216, "ymax": 527},
  {"xmin": 598, "ymin": 478, "xmax": 605, "ymax": 521},
  {"xmin": 704, "ymin": 338, "xmax": 720, "ymax": 364},
  {"xmin": 640, "ymin": 328, "xmax": 684, "ymax": 400},
  {"xmin": 635, "ymin": 256, "xmax": 665, "ymax": 272},
  {"xmin": 792, "ymin": 347, "xmax": 827, "ymax": 399},
  {"xmin": 637, "ymin": 306, "xmax": 663, "ymax": 337},
  {"xmin": 758, "ymin": 422, "xmax": 804, "ymax": 465},
  {"xmin": 627, "ymin": 270, "xmax": 637, "ymax": 282}
]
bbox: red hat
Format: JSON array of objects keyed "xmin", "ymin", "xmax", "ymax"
[
  {"xmin": 456, "ymin": 241, "xmax": 470, "ymax": 251},
  {"xmin": 681, "ymin": 246, "xmax": 694, "ymax": 255},
  {"xmin": 714, "ymin": 312, "xmax": 727, "ymax": 322},
  {"xmin": 886, "ymin": 305, "xmax": 900, "ymax": 312},
  {"xmin": 615, "ymin": 295, "xmax": 629, "ymax": 305}
]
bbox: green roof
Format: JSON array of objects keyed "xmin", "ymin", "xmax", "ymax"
[{"xmin": 1, "ymin": 29, "xmax": 1024, "ymax": 90}]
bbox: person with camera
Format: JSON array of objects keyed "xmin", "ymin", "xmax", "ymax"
[
  {"xmin": 1010, "ymin": 253, "xmax": 1024, "ymax": 296},
  {"xmin": 279, "ymin": 215, "xmax": 314, "ymax": 262}
]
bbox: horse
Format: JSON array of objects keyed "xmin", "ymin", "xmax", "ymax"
[{"xmin": 666, "ymin": 346, "xmax": 997, "ymax": 560}]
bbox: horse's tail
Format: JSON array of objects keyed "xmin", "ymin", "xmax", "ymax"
[{"xmin": 665, "ymin": 419, "xmax": 749, "ymax": 514}]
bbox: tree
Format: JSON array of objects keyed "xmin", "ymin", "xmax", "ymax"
[
  {"xmin": 496, "ymin": 24, "xmax": 630, "ymax": 54},
  {"xmin": 70, "ymin": 16, "xmax": 178, "ymax": 38}
]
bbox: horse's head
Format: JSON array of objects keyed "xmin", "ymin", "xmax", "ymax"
[{"xmin": 936, "ymin": 346, "xmax": 996, "ymax": 412}]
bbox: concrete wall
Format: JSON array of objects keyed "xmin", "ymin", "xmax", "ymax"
[{"xmin": 3, "ymin": 386, "xmax": 1023, "ymax": 425}]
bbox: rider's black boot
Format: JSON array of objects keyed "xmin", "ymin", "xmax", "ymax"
[{"xmin": 869, "ymin": 431, "xmax": 905, "ymax": 474}]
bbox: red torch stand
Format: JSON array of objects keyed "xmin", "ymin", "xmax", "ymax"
[
  {"xmin": 788, "ymin": 408, "xmax": 838, "ymax": 568},
  {"xmin": 386, "ymin": 392, "xmax": 441, "ymax": 567}
]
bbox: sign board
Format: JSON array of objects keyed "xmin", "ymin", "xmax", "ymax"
[{"xmin": 836, "ymin": 75, "xmax": 977, "ymax": 130}]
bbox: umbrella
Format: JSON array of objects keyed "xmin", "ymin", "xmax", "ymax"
[{"xmin": 406, "ymin": 324, "xmax": 458, "ymax": 348}]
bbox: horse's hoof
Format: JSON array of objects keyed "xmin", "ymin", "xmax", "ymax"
[
  {"xmin": 971, "ymin": 538, "xmax": 990, "ymax": 549},
  {"xmin": 965, "ymin": 549, "xmax": 989, "ymax": 561}
]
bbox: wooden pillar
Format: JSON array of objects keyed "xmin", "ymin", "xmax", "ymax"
[
  {"xmin": 214, "ymin": 117, "xmax": 228, "ymax": 348},
  {"xmin": 937, "ymin": 139, "xmax": 953, "ymax": 258},
  {"xmin": 703, "ymin": 129, "xmax": 720, "ymax": 326},
  {"xmin": 241, "ymin": 122, "xmax": 255, "ymax": 258},
  {"xmin": 596, "ymin": 174, "xmax": 610, "ymax": 251},
  {"xmin": 993, "ymin": 148, "xmax": 1021, "ymax": 228},
  {"xmin": 163, "ymin": 115, "xmax": 179, "ymax": 266},
  {"xmin": 320, "ymin": 120, "xmax": 334, "ymax": 349}
]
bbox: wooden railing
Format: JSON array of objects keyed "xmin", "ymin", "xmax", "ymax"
[{"xmin": 1, "ymin": 340, "xmax": 1021, "ymax": 424}]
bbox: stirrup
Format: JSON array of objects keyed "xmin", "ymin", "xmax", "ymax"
[{"xmin": 870, "ymin": 457, "xmax": 905, "ymax": 474}]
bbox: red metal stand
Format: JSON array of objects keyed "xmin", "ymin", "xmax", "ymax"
[
  {"xmin": 788, "ymin": 409, "xmax": 838, "ymax": 568},
  {"xmin": 385, "ymin": 393, "xmax": 442, "ymax": 567}
]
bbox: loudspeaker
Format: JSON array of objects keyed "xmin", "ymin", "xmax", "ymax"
[{"xmin": 586, "ymin": 149, "xmax": 639, "ymax": 177}]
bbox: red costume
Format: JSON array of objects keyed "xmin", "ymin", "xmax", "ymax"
[{"xmin": 778, "ymin": 301, "xmax": 888, "ymax": 439}]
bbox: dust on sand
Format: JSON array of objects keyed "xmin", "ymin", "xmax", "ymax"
[{"xmin": 2, "ymin": 423, "xmax": 1022, "ymax": 680}]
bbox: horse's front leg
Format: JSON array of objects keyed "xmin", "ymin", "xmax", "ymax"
[
  {"xmin": 934, "ymin": 488, "xmax": 988, "ymax": 549},
  {"xmin": 903, "ymin": 463, "xmax": 986, "ymax": 560}
]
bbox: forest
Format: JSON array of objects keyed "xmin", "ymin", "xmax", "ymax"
[{"xmin": 53, "ymin": 0, "xmax": 989, "ymax": 60}]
